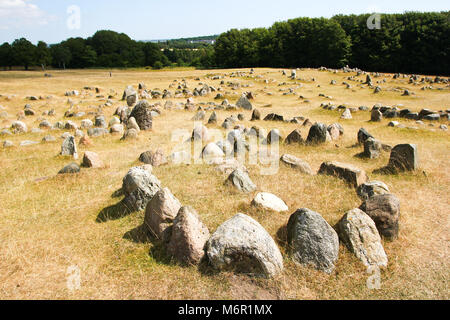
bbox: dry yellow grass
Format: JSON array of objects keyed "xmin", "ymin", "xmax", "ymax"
[{"xmin": 0, "ymin": 67, "xmax": 449, "ymax": 300}]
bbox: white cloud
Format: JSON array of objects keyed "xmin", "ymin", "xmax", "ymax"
[{"xmin": 0, "ymin": 0, "xmax": 53, "ymax": 29}]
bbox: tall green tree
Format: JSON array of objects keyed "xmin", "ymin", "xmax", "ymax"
[
  {"xmin": 50, "ymin": 44, "xmax": 72, "ymax": 69},
  {"xmin": 36, "ymin": 41, "xmax": 52, "ymax": 70},
  {"xmin": 0, "ymin": 42, "xmax": 13, "ymax": 70},
  {"xmin": 11, "ymin": 38, "xmax": 36, "ymax": 70}
]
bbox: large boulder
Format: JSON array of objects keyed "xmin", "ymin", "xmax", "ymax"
[
  {"xmin": 60, "ymin": 135, "xmax": 78, "ymax": 159},
  {"xmin": 58, "ymin": 163, "xmax": 80, "ymax": 174},
  {"xmin": 357, "ymin": 128, "xmax": 374, "ymax": 145},
  {"xmin": 82, "ymin": 151, "xmax": 103, "ymax": 168},
  {"xmin": 122, "ymin": 166, "xmax": 162, "ymax": 212},
  {"xmin": 167, "ymin": 206, "xmax": 210, "ymax": 265},
  {"xmin": 280, "ymin": 154, "xmax": 313, "ymax": 175},
  {"xmin": 127, "ymin": 117, "xmax": 140, "ymax": 132},
  {"xmin": 287, "ymin": 208, "xmax": 339, "ymax": 274},
  {"xmin": 318, "ymin": 161, "xmax": 369, "ymax": 187},
  {"xmin": 129, "ymin": 100, "xmax": 153, "ymax": 131},
  {"xmin": 371, "ymin": 109, "xmax": 383, "ymax": 122},
  {"xmin": 266, "ymin": 129, "xmax": 283, "ymax": 145},
  {"xmin": 337, "ymin": 208, "xmax": 388, "ymax": 267},
  {"xmin": 285, "ymin": 129, "xmax": 303, "ymax": 145},
  {"xmin": 206, "ymin": 213, "xmax": 283, "ymax": 278},
  {"xmin": 122, "ymin": 85, "xmax": 138, "ymax": 106},
  {"xmin": 236, "ymin": 95, "xmax": 253, "ymax": 110},
  {"xmin": 11, "ymin": 121, "xmax": 28, "ymax": 134},
  {"xmin": 139, "ymin": 149, "xmax": 167, "ymax": 167},
  {"xmin": 251, "ymin": 109, "xmax": 261, "ymax": 121},
  {"xmin": 192, "ymin": 124, "xmax": 209, "ymax": 141},
  {"xmin": 387, "ymin": 144, "xmax": 419, "ymax": 172},
  {"xmin": 327, "ymin": 123, "xmax": 344, "ymax": 141},
  {"xmin": 251, "ymin": 192, "xmax": 288, "ymax": 212},
  {"xmin": 363, "ymin": 137, "xmax": 382, "ymax": 159},
  {"xmin": 306, "ymin": 123, "xmax": 330, "ymax": 144},
  {"xmin": 225, "ymin": 169, "xmax": 256, "ymax": 193},
  {"xmin": 202, "ymin": 143, "xmax": 225, "ymax": 164},
  {"xmin": 341, "ymin": 109, "xmax": 352, "ymax": 119},
  {"xmin": 207, "ymin": 111, "xmax": 217, "ymax": 124},
  {"xmin": 144, "ymin": 188, "xmax": 182, "ymax": 241},
  {"xmin": 357, "ymin": 181, "xmax": 390, "ymax": 200},
  {"xmin": 360, "ymin": 194, "xmax": 400, "ymax": 240}
]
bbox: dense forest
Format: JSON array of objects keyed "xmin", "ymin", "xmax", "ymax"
[{"xmin": 0, "ymin": 11, "xmax": 449, "ymax": 75}]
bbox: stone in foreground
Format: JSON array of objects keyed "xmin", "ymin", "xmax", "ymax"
[
  {"xmin": 306, "ymin": 123, "xmax": 330, "ymax": 144},
  {"xmin": 280, "ymin": 154, "xmax": 313, "ymax": 175},
  {"xmin": 318, "ymin": 161, "xmax": 369, "ymax": 187},
  {"xmin": 144, "ymin": 187, "xmax": 181, "ymax": 241},
  {"xmin": 225, "ymin": 169, "xmax": 256, "ymax": 193},
  {"xmin": 337, "ymin": 208, "xmax": 388, "ymax": 267},
  {"xmin": 129, "ymin": 100, "xmax": 153, "ymax": 131},
  {"xmin": 388, "ymin": 144, "xmax": 419, "ymax": 172},
  {"xmin": 236, "ymin": 95, "xmax": 253, "ymax": 110},
  {"xmin": 207, "ymin": 213, "xmax": 283, "ymax": 278},
  {"xmin": 357, "ymin": 181, "xmax": 390, "ymax": 200},
  {"xmin": 287, "ymin": 208, "xmax": 339, "ymax": 274},
  {"xmin": 167, "ymin": 206, "xmax": 210, "ymax": 265},
  {"xmin": 122, "ymin": 166, "xmax": 161, "ymax": 212},
  {"xmin": 360, "ymin": 194, "xmax": 400, "ymax": 240},
  {"xmin": 252, "ymin": 192, "xmax": 288, "ymax": 212},
  {"xmin": 58, "ymin": 163, "xmax": 80, "ymax": 174},
  {"xmin": 82, "ymin": 151, "xmax": 104, "ymax": 168},
  {"xmin": 60, "ymin": 135, "xmax": 78, "ymax": 159}
]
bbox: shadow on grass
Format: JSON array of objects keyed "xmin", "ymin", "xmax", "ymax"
[
  {"xmin": 197, "ymin": 254, "xmax": 221, "ymax": 277},
  {"xmin": 123, "ymin": 224, "xmax": 153, "ymax": 244},
  {"xmin": 149, "ymin": 241, "xmax": 177, "ymax": 266},
  {"xmin": 96, "ymin": 200, "xmax": 134, "ymax": 223},
  {"xmin": 275, "ymin": 225, "xmax": 288, "ymax": 251},
  {"xmin": 111, "ymin": 188, "xmax": 124, "ymax": 198},
  {"xmin": 121, "ymin": 223, "xmax": 221, "ymax": 274}
]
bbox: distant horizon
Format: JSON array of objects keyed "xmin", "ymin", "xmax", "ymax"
[{"xmin": 0, "ymin": 0, "xmax": 449, "ymax": 44}]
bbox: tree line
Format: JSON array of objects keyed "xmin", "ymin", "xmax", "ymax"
[
  {"xmin": 0, "ymin": 30, "xmax": 215, "ymax": 70},
  {"xmin": 0, "ymin": 12, "xmax": 449, "ymax": 75},
  {"xmin": 214, "ymin": 11, "xmax": 450, "ymax": 75}
]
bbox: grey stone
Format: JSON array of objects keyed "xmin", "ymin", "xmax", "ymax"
[
  {"xmin": 122, "ymin": 166, "xmax": 162, "ymax": 212},
  {"xmin": 226, "ymin": 169, "xmax": 256, "ymax": 193},
  {"xmin": 236, "ymin": 95, "xmax": 253, "ymax": 110},
  {"xmin": 206, "ymin": 213, "xmax": 283, "ymax": 278},
  {"xmin": 60, "ymin": 135, "xmax": 78, "ymax": 159},
  {"xmin": 280, "ymin": 154, "xmax": 313, "ymax": 175},
  {"xmin": 287, "ymin": 208, "xmax": 339, "ymax": 274},
  {"xmin": 357, "ymin": 128, "xmax": 374, "ymax": 145},
  {"xmin": 129, "ymin": 100, "xmax": 153, "ymax": 131},
  {"xmin": 337, "ymin": 208, "xmax": 388, "ymax": 267},
  {"xmin": 58, "ymin": 163, "xmax": 80, "ymax": 174},
  {"xmin": 144, "ymin": 187, "xmax": 182, "ymax": 241},
  {"xmin": 357, "ymin": 181, "xmax": 390, "ymax": 201},
  {"xmin": 318, "ymin": 161, "xmax": 369, "ymax": 187},
  {"xmin": 306, "ymin": 123, "xmax": 329, "ymax": 144},
  {"xmin": 363, "ymin": 137, "xmax": 382, "ymax": 159},
  {"xmin": 388, "ymin": 144, "xmax": 419, "ymax": 172},
  {"xmin": 371, "ymin": 109, "xmax": 383, "ymax": 122}
]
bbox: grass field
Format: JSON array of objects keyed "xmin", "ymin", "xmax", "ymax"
[{"xmin": 0, "ymin": 67, "xmax": 448, "ymax": 299}]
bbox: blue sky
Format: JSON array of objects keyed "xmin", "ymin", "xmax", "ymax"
[{"xmin": 0, "ymin": 0, "xmax": 448, "ymax": 44}]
